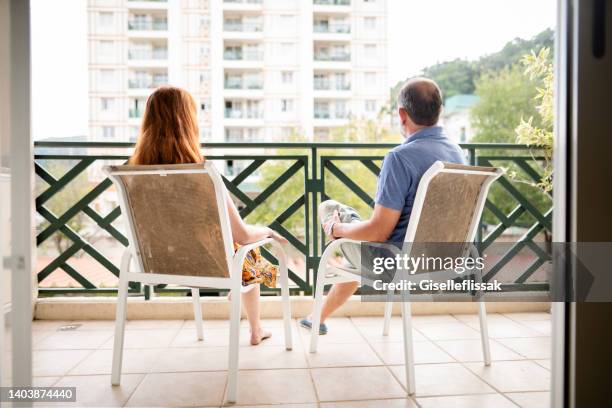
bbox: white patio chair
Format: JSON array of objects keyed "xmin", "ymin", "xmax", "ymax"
[
  {"xmin": 309, "ymin": 161, "xmax": 503, "ymax": 395},
  {"xmin": 105, "ymin": 162, "xmax": 293, "ymax": 403}
]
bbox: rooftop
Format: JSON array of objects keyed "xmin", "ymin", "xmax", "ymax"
[{"xmin": 444, "ymin": 94, "xmax": 480, "ymax": 115}]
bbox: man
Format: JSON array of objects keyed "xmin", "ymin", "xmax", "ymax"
[{"xmin": 300, "ymin": 77, "xmax": 466, "ymax": 334}]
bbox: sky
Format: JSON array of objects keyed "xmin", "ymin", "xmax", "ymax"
[{"xmin": 30, "ymin": 0, "xmax": 556, "ymax": 140}]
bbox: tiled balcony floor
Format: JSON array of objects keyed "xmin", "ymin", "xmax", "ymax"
[{"xmin": 28, "ymin": 312, "xmax": 551, "ymax": 407}]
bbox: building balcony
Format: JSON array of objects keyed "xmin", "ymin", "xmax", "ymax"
[
  {"xmin": 128, "ymin": 76, "xmax": 167, "ymax": 89},
  {"xmin": 313, "ymin": 52, "xmax": 351, "ymax": 62},
  {"xmin": 223, "ymin": 50, "xmax": 264, "ymax": 62},
  {"xmin": 313, "ymin": 23, "xmax": 351, "ymax": 34},
  {"xmin": 313, "ymin": 0, "xmax": 351, "ymax": 14},
  {"xmin": 25, "ymin": 139, "xmax": 552, "ymax": 405},
  {"xmin": 128, "ymin": 19, "xmax": 168, "ymax": 31},
  {"xmin": 224, "ymin": 0, "xmax": 263, "ymax": 4},
  {"xmin": 314, "ymin": 109, "xmax": 349, "ymax": 120},
  {"xmin": 224, "ymin": 77, "xmax": 263, "ymax": 90},
  {"xmin": 126, "ymin": 0, "xmax": 169, "ymax": 10},
  {"xmin": 224, "ymin": 108, "xmax": 263, "ymax": 119},
  {"xmin": 128, "ymin": 107, "xmax": 144, "ymax": 118},
  {"xmin": 314, "ymin": 0, "xmax": 350, "ymax": 5},
  {"xmin": 314, "ymin": 79, "xmax": 351, "ymax": 91},
  {"xmin": 128, "ymin": 48, "xmax": 168, "ymax": 60},
  {"xmin": 222, "ymin": 0, "xmax": 263, "ymax": 12},
  {"xmin": 223, "ymin": 21, "xmax": 263, "ymax": 32}
]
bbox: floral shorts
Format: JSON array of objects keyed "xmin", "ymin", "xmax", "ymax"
[{"xmin": 235, "ymin": 243, "xmax": 277, "ymax": 288}]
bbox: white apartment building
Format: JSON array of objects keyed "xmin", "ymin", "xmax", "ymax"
[
  {"xmin": 88, "ymin": 0, "xmax": 212, "ymax": 142},
  {"xmin": 88, "ymin": 0, "xmax": 388, "ymax": 143}
]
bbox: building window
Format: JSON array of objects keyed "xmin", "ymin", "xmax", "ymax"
[
  {"xmin": 364, "ymin": 17, "xmax": 376, "ymax": 30},
  {"xmin": 225, "ymin": 128, "xmax": 243, "ymax": 142},
  {"xmin": 335, "ymin": 101, "xmax": 347, "ymax": 118},
  {"xmin": 99, "ymin": 12, "xmax": 113, "ymax": 27},
  {"xmin": 128, "ymin": 126, "xmax": 139, "ymax": 141},
  {"xmin": 281, "ymin": 71, "xmax": 293, "ymax": 84},
  {"xmin": 200, "ymin": 44, "xmax": 210, "ymax": 58},
  {"xmin": 364, "ymin": 44, "xmax": 377, "ymax": 59},
  {"xmin": 365, "ymin": 100, "xmax": 376, "ymax": 112},
  {"xmin": 101, "ymin": 98, "xmax": 113, "ymax": 111},
  {"xmin": 247, "ymin": 128, "xmax": 259, "ymax": 140},
  {"xmin": 280, "ymin": 14, "xmax": 295, "ymax": 28},
  {"xmin": 102, "ymin": 126, "xmax": 115, "ymax": 139},
  {"xmin": 280, "ymin": 42, "xmax": 294, "ymax": 56},
  {"xmin": 200, "ymin": 16, "xmax": 210, "ymax": 29},
  {"xmin": 281, "ymin": 99, "xmax": 293, "ymax": 113},
  {"xmin": 281, "ymin": 127, "xmax": 293, "ymax": 138},
  {"xmin": 99, "ymin": 40, "xmax": 113, "ymax": 59},
  {"xmin": 315, "ymin": 128, "xmax": 330, "ymax": 140},
  {"xmin": 100, "ymin": 69, "xmax": 114, "ymax": 86},
  {"xmin": 365, "ymin": 72, "xmax": 376, "ymax": 86}
]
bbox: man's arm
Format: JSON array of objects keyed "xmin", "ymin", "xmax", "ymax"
[{"xmin": 326, "ymin": 204, "xmax": 401, "ymax": 242}]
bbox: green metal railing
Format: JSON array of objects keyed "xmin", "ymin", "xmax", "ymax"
[{"xmin": 34, "ymin": 141, "xmax": 552, "ymax": 297}]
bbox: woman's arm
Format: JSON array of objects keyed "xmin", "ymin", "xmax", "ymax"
[{"xmin": 225, "ymin": 191, "xmax": 287, "ymax": 245}]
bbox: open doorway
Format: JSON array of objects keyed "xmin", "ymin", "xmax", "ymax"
[{"xmin": 3, "ymin": 0, "xmax": 612, "ymax": 406}]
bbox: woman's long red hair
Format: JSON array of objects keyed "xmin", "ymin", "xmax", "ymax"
[{"xmin": 130, "ymin": 86, "xmax": 203, "ymax": 165}]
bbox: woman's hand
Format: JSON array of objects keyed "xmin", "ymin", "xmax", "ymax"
[
  {"xmin": 268, "ymin": 228, "xmax": 288, "ymax": 244},
  {"xmin": 323, "ymin": 210, "xmax": 342, "ymax": 240}
]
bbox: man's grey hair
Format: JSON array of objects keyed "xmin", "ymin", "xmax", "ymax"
[{"xmin": 397, "ymin": 77, "xmax": 443, "ymax": 126}]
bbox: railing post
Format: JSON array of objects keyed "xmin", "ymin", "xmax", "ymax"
[
  {"xmin": 310, "ymin": 146, "xmax": 319, "ymax": 297},
  {"xmin": 467, "ymin": 147, "xmax": 484, "ymax": 243}
]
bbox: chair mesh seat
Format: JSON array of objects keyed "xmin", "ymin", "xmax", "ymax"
[{"xmin": 108, "ymin": 163, "xmax": 230, "ymax": 278}]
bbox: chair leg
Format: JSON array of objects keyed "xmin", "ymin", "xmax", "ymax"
[
  {"xmin": 477, "ymin": 300, "xmax": 492, "ymax": 366},
  {"xmin": 400, "ymin": 296, "xmax": 416, "ymax": 395},
  {"xmin": 192, "ymin": 288, "xmax": 203, "ymax": 341},
  {"xmin": 279, "ymin": 253, "xmax": 293, "ymax": 351},
  {"xmin": 382, "ymin": 289, "xmax": 394, "ymax": 336},
  {"xmin": 474, "ymin": 268, "xmax": 492, "ymax": 366},
  {"xmin": 111, "ymin": 269, "xmax": 129, "ymax": 386},
  {"xmin": 226, "ymin": 283, "xmax": 242, "ymax": 404},
  {"xmin": 309, "ymin": 267, "xmax": 326, "ymax": 353}
]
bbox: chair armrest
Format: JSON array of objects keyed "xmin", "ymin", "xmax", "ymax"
[
  {"xmin": 319, "ymin": 239, "xmax": 405, "ymax": 271},
  {"xmin": 235, "ymin": 238, "xmax": 275, "ymax": 254},
  {"xmin": 232, "ymin": 237, "xmax": 288, "ymax": 269},
  {"xmin": 319, "ymin": 238, "xmax": 364, "ymax": 267}
]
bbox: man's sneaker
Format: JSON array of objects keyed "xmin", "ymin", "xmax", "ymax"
[{"xmin": 299, "ymin": 317, "xmax": 328, "ymax": 335}]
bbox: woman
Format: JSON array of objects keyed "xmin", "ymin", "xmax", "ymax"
[{"xmin": 130, "ymin": 86, "xmax": 286, "ymax": 345}]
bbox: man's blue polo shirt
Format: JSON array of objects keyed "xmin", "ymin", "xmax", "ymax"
[{"xmin": 374, "ymin": 126, "xmax": 466, "ymax": 243}]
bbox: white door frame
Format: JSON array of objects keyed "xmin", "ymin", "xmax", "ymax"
[
  {"xmin": 551, "ymin": 1, "xmax": 569, "ymax": 407},
  {"xmin": 9, "ymin": 0, "xmax": 34, "ymax": 388}
]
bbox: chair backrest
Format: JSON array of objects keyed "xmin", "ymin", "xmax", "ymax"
[
  {"xmin": 105, "ymin": 162, "xmax": 235, "ymax": 279},
  {"xmin": 403, "ymin": 161, "xmax": 503, "ymax": 263}
]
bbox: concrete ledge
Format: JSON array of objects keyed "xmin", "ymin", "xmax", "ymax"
[{"xmin": 34, "ymin": 295, "xmax": 551, "ymax": 320}]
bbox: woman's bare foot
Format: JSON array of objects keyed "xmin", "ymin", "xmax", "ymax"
[{"xmin": 250, "ymin": 328, "xmax": 272, "ymax": 345}]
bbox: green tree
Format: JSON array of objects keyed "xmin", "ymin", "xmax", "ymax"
[
  {"xmin": 514, "ymin": 47, "xmax": 554, "ymax": 194},
  {"xmin": 385, "ymin": 27, "xmax": 554, "ymax": 114},
  {"xmin": 422, "ymin": 59, "xmax": 477, "ymax": 99},
  {"xmin": 470, "ymin": 62, "xmax": 552, "ymax": 228},
  {"xmin": 479, "ymin": 28, "xmax": 554, "ymax": 73},
  {"xmin": 471, "ymin": 65, "xmax": 540, "ymax": 143}
]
